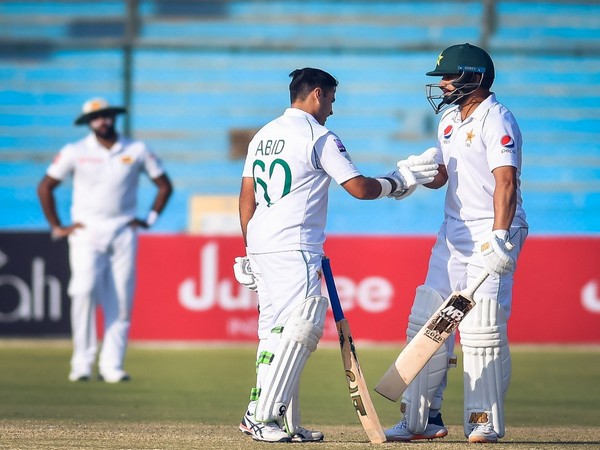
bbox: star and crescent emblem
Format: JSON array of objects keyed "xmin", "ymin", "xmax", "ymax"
[{"xmin": 466, "ymin": 129, "xmax": 475, "ymax": 144}]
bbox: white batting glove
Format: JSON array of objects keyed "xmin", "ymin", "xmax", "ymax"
[
  {"xmin": 377, "ymin": 166, "xmax": 418, "ymax": 201},
  {"xmin": 478, "ymin": 230, "xmax": 516, "ymax": 277},
  {"xmin": 233, "ymin": 256, "xmax": 258, "ymax": 292},
  {"xmin": 397, "ymin": 147, "xmax": 439, "ymax": 185}
]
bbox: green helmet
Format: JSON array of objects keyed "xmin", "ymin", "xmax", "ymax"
[{"xmin": 425, "ymin": 43, "xmax": 495, "ymax": 113}]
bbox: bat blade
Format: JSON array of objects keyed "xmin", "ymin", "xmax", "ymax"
[
  {"xmin": 336, "ymin": 318, "xmax": 387, "ymax": 444},
  {"xmin": 375, "ymin": 271, "xmax": 488, "ymax": 402},
  {"xmin": 322, "ymin": 256, "xmax": 386, "ymax": 444}
]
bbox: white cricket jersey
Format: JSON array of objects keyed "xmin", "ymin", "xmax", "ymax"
[
  {"xmin": 47, "ymin": 133, "xmax": 165, "ymax": 226},
  {"xmin": 243, "ymin": 108, "xmax": 361, "ymax": 254},
  {"xmin": 435, "ymin": 93, "xmax": 527, "ymax": 227}
]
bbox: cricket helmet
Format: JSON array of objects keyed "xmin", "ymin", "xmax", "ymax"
[
  {"xmin": 74, "ymin": 97, "xmax": 126, "ymax": 126},
  {"xmin": 425, "ymin": 43, "xmax": 495, "ymax": 113}
]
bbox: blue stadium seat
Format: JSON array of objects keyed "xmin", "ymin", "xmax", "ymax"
[{"xmin": 0, "ymin": 1, "xmax": 598, "ymax": 234}]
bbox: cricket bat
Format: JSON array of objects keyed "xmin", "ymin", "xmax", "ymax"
[
  {"xmin": 321, "ymin": 257, "xmax": 386, "ymax": 444},
  {"xmin": 374, "ymin": 270, "xmax": 490, "ymax": 402}
]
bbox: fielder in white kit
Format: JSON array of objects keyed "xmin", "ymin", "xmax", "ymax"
[
  {"xmin": 37, "ymin": 98, "xmax": 173, "ymax": 383},
  {"xmin": 234, "ymin": 67, "xmax": 438, "ymax": 442},
  {"xmin": 384, "ymin": 43, "xmax": 528, "ymax": 443}
]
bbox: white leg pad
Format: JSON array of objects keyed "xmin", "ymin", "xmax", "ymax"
[
  {"xmin": 402, "ymin": 285, "xmax": 449, "ymax": 434},
  {"xmin": 255, "ymin": 296, "xmax": 328, "ymax": 425},
  {"xmin": 460, "ymin": 297, "xmax": 511, "ymax": 438},
  {"xmin": 285, "ymin": 388, "xmax": 301, "ymax": 435}
]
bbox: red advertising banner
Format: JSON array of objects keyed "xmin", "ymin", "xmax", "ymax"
[{"xmin": 130, "ymin": 235, "xmax": 600, "ymax": 343}]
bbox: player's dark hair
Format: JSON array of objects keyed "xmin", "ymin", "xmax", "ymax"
[{"xmin": 289, "ymin": 68, "xmax": 338, "ymax": 103}]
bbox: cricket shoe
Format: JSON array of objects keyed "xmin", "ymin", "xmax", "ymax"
[
  {"xmin": 468, "ymin": 424, "xmax": 499, "ymax": 443},
  {"xmin": 385, "ymin": 413, "xmax": 448, "ymax": 442},
  {"xmin": 68, "ymin": 371, "xmax": 91, "ymax": 382},
  {"xmin": 291, "ymin": 426, "xmax": 324, "ymax": 442},
  {"xmin": 98, "ymin": 370, "xmax": 131, "ymax": 383},
  {"xmin": 238, "ymin": 411, "xmax": 291, "ymax": 443}
]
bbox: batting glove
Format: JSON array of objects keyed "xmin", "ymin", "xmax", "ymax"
[
  {"xmin": 397, "ymin": 147, "xmax": 439, "ymax": 185},
  {"xmin": 478, "ymin": 230, "xmax": 516, "ymax": 277},
  {"xmin": 233, "ymin": 256, "xmax": 258, "ymax": 292},
  {"xmin": 377, "ymin": 165, "xmax": 418, "ymax": 201}
]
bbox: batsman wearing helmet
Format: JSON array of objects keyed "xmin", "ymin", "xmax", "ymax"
[
  {"xmin": 233, "ymin": 67, "xmax": 436, "ymax": 443},
  {"xmin": 385, "ymin": 43, "xmax": 528, "ymax": 443}
]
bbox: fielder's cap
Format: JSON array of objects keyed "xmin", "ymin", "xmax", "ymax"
[
  {"xmin": 426, "ymin": 43, "xmax": 495, "ymax": 81},
  {"xmin": 74, "ymin": 97, "xmax": 126, "ymax": 126}
]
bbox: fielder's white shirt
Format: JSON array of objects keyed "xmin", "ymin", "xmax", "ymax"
[
  {"xmin": 435, "ymin": 93, "xmax": 527, "ymax": 227},
  {"xmin": 243, "ymin": 108, "xmax": 361, "ymax": 254},
  {"xmin": 47, "ymin": 133, "xmax": 165, "ymax": 227}
]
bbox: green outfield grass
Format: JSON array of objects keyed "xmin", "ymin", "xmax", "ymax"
[{"xmin": 0, "ymin": 341, "xmax": 598, "ymax": 449}]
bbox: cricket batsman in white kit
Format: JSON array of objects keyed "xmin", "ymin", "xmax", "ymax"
[
  {"xmin": 233, "ymin": 67, "xmax": 438, "ymax": 442},
  {"xmin": 384, "ymin": 43, "xmax": 528, "ymax": 443},
  {"xmin": 37, "ymin": 98, "xmax": 173, "ymax": 383}
]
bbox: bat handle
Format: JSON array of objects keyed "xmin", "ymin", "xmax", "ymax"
[
  {"xmin": 322, "ymin": 257, "xmax": 345, "ymax": 322},
  {"xmin": 464, "ymin": 270, "xmax": 489, "ymax": 298},
  {"xmin": 464, "ymin": 241, "xmax": 514, "ymax": 297}
]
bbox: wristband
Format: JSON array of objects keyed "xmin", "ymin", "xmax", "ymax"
[
  {"xmin": 375, "ymin": 177, "xmax": 394, "ymax": 199},
  {"xmin": 146, "ymin": 210, "xmax": 159, "ymax": 227}
]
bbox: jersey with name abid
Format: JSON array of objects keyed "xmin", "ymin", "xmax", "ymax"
[{"xmin": 243, "ymin": 108, "xmax": 360, "ymax": 254}]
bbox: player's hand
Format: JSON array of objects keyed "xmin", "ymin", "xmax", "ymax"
[
  {"xmin": 383, "ymin": 166, "xmax": 418, "ymax": 201},
  {"xmin": 51, "ymin": 223, "xmax": 83, "ymax": 240},
  {"xmin": 478, "ymin": 230, "xmax": 515, "ymax": 277},
  {"xmin": 397, "ymin": 147, "xmax": 439, "ymax": 185},
  {"xmin": 233, "ymin": 256, "xmax": 258, "ymax": 292}
]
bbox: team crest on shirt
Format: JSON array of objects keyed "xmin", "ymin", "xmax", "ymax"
[
  {"xmin": 333, "ymin": 138, "xmax": 352, "ymax": 162},
  {"xmin": 120, "ymin": 155, "xmax": 134, "ymax": 164},
  {"xmin": 333, "ymin": 138, "xmax": 346, "ymax": 153},
  {"xmin": 465, "ymin": 129, "xmax": 475, "ymax": 146}
]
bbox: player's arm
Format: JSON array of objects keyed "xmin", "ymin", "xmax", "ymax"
[
  {"xmin": 491, "ymin": 165, "xmax": 517, "ymax": 231},
  {"xmin": 341, "ymin": 174, "xmax": 418, "ymax": 200},
  {"xmin": 37, "ymin": 175, "xmax": 82, "ymax": 239},
  {"xmin": 341, "ymin": 175, "xmax": 388, "ymax": 200},
  {"xmin": 239, "ymin": 176, "xmax": 256, "ymax": 247},
  {"xmin": 150, "ymin": 173, "xmax": 173, "ymax": 214},
  {"xmin": 478, "ymin": 165, "xmax": 518, "ymax": 277},
  {"xmin": 131, "ymin": 173, "xmax": 173, "ymax": 229},
  {"xmin": 318, "ymin": 134, "xmax": 421, "ymax": 200}
]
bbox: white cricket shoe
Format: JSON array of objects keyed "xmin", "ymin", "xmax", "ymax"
[
  {"xmin": 385, "ymin": 413, "xmax": 448, "ymax": 442},
  {"xmin": 468, "ymin": 424, "xmax": 499, "ymax": 443},
  {"xmin": 99, "ymin": 370, "xmax": 130, "ymax": 383},
  {"xmin": 68, "ymin": 371, "xmax": 91, "ymax": 382},
  {"xmin": 238, "ymin": 411, "xmax": 291, "ymax": 443},
  {"xmin": 291, "ymin": 426, "xmax": 324, "ymax": 442}
]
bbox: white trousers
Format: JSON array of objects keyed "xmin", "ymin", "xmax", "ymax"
[{"xmin": 67, "ymin": 224, "xmax": 137, "ymax": 376}]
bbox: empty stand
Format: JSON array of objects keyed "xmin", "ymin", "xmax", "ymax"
[{"xmin": 0, "ymin": 0, "xmax": 598, "ymax": 233}]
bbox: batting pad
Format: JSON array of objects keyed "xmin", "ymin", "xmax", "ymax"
[
  {"xmin": 255, "ymin": 296, "xmax": 328, "ymax": 425},
  {"xmin": 459, "ymin": 296, "xmax": 510, "ymax": 438},
  {"xmin": 402, "ymin": 285, "xmax": 448, "ymax": 434},
  {"xmin": 285, "ymin": 389, "xmax": 301, "ymax": 435}
]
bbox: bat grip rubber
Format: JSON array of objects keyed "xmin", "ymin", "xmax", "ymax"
[
  {"xmin": 322, "ymin": 257, "xmax": 345, "ymax": 322},
  {"xmin": 464, "ymin": 270, "xmax": 489, "ymax": 298}
]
